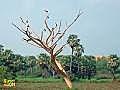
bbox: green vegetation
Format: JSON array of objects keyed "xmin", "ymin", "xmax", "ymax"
[
  {"xmin": 0, "ymin": 35, "xmax": 120, "ymax": 89},
  {"xmin": 67, "ymin": 34, "xmax": 84, "ymax": 80},
  {"xmin": 0, "ymin": 43, "xmax": 120, "ymax": 82},
  {"xmin": 107, "ymin": 54, "xmax": 120, "ymax": 80},
  {"xmin": 16, "ymin": 76, "xmax": 62, "ymax": 83}
]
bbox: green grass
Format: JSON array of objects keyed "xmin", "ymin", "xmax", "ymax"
[
  {"xmin": 1, "ymin": 76, "xmax": 120, "ymax": 90},
  {"xmin": 0, "ymin": 82, "xmax": 120, "ymax": 90},
  {"xmin": 78, "ymin": 79, "xmax": 112, "ymax": 83},
  {"xmin": 16, "ymin": 76, "xmax": 63, "ymax": 83},
  {"xmin": 16, "ymin": 76, "xmax": 113, "ymax": 83}
]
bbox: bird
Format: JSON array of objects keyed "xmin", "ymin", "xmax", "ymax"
[
  {"xmin": 26, "ymin": 20, "xmax": 29, "ymax": 23},
  {"xmin": 43, "ymin": 28, "xmax": 46, "ymax": 31},
  {"xmin": 43, "ymin": 10, "xmax": 48, "ymax": 12}
]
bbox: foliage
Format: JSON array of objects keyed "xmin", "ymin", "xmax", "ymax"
[
  {"xmin": 0, "ymin": 66, "xmax": 7, "ymax": 82},
  {"xmin": 107, "ymin": 54, "xmax": 120, "ymax": 80},
  {"xmin": 67, "ymin": 34, "xmax": 84, "ymax": 80},
  {"xmin": 78, "ymin": 55, "xmax": 96, "ymax": 80},
  {"xmin": 0, "ymin": 44, "xmax": 120, "ymax": 82}
]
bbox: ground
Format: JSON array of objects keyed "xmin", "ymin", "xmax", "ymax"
[{"xmin": 0, "ymin": 82, "xmax": 120, "ymax": 90}]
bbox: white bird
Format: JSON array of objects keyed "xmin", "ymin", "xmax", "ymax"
[{"xmin": 43, "ymin": 10, "xmax": 48, "ymax": 13}]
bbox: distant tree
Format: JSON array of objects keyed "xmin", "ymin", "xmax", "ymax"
[
  {"xmin": 0, "ymin": 47, "xmax": 20, "ymax": 79},
  {"xmin": 25, "ymin": 56, "xmax": 37, "ymax": 74},
  {"xmin": 96, "ymin": 59, "xmax": 108, "ymax": 79},
  {"xmin": 37, "ymin": 53, "xmax": 53, "ymax": 78},
  {"xmin": 67, "ymin": 34, "xmax": 78, "ymax": 74},
  {"xmin": 0, "ymin": 45, "xmax": 4, "ymax": 66},
  {"xmin": 38, "ymin": 53, "xmax": 50, "ymax": 64},
  {"xmin": 74, "ymin": 40, "xmax": 84, "ymax": 79},
  {"xmin": 67, "ymin": 34, "xmax": 84, "ymax": 80},
  {"xmin": 0, "ymin": 44, "xmax": 4, "ymax": 52},
  {"xmin": 73, "ymin": 42, "xmax": 84, "ymax": 57},
  {"xmin": 57, "ymin": 55, "xmax": 71, "ymax": 74},
  {"xmin": 85, "ymin": 56, "xmax": 96, "ymax": 80},
  {"xmin": 67, "ymin": 35, "xmax": 84, "ymax": 72},
  {"xmin": 73, "ymin": 55, "xmax": 96, "ymax": 80},
  {"xmin": 0, "ymin": 66, "xmax": 7, "ymax": 81},
  {"xmin": 107, "ymin": 54, "xmax": 119, "ymax": 80}
]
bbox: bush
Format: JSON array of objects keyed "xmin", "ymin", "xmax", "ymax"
[
  {"xmin": 116, "ymin": 74, "xmax": 120, "ymax": 79},
  {"xmin": 0, "ymin": 66, "xmax": 7, "ymax": 82}
]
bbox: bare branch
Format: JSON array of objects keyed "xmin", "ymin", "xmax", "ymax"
[
  {"xmin": 29, "ymin": 27, "xmax": 41, "ymax": 39},
  {"xmin": 45, "ymin": 16, "xmax": 51, "ymax": 32},
  {"xmin": 63, "ymin": 11, "xmax": 83, "ymax": 33},
  {"xmin": 44, "ymin": 16, "xmax": 52, "ymax": 45},
  {"xmin": 19, "ymin": 17, "xmax": 26, "ymax": 25},
  {"xmin": 41, "ymin": 31, "xmax": 43, "ymax": 41},
  {"xmin": 52, "ymin": 22, "xmax": 58, "ymax": 36},
  {"xmin": 13, "ymin": 21, "xmax": 49, "ymax": 51},
  {"xmin": 24, "ymin": 35, "xmax": 50, "ymax": 53},
  {"xmin": 58, "ymin": 20, "xmax": 61, "ymax": 32},
  {"xmin": 29, "ymin": 36, "xmax": 45, "ymax": 48},
  {"xmin": 19, "ymin": 17, "xmax": 41, "ymax": 39},
  {"xmin": 25, "ymin": 19, "xmax": 41, "ymax": 39},
  {"xmin": 52, "ymin": 11, "xmax": 83, "ymax": 47},
  {"xmin": 50, "ymin": 43, "xmax": 57, "ymax": 50},
  {"xmin": 32, "ymin": 31, "xmax": 41, "ymax": 39},
  {"xmin": 50, "ymin": 21, "xmax": 61, "ymax": 43},
  {"xmin": 27, "ymin": 41, "xmax": 42, "ymax": 48},
  {"xmin": 54, "ymin": 43, "xmax": 67, "ymax": 56},
  {"xmin": 12, "ymin": 23, "xmax": 26, "ymax": 34},
  {"xmin": 48, "ymin": 22, "xmax": 58, "ymax": 44}
]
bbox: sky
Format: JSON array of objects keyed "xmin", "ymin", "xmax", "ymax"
[{"xmin": 0, "ymin": 0, "xmax": 120, "ymax": 56}]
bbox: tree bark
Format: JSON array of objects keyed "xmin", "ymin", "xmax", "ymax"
[
  {"xmin": 51, "ymin": 54, "xmax": 72, "ymax": 89},
  {"xmin": 111, "ymin": 69, "xmax": 116, "ymax": 81},
  {"xmin": 70, "ymin": 48, "xmax": 73, "ymax": 74},
  {"xmin": 52, "ymin": 70, "xmax": 55, "ymax": 78}
]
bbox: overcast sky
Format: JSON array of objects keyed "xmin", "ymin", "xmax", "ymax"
[{"xmin": 0, "ymin": 0, "xmax": 120, "ymax": 56}]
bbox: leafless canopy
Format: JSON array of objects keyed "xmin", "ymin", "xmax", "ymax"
[
  {"xmin": 12, "ymin": 10, "xmax": 82, "ymax": 56},
  {"xmin": 12, "ymin": 10, "xmax": 83, "ymax": 89}
]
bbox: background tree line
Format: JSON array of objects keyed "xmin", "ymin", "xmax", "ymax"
[{"xmin": 0, "ymin": 34, "xmax": 120, "ymax": 82}]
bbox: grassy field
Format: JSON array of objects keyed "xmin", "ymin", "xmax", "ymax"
[
  {"xmin": 0, "ymin": 77, "xmax": 120, "ymax": 90},
  {"xmin": 0, "ymin": 82, "xmax": 120, "ymax": 90}
]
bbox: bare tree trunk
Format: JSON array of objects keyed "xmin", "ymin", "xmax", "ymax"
[
  {"xmin": 70, "ymin": 48, "xmax": 73, "ymax": 74},
  {"xmin": 111, "ymin": 69, "xmax": 116, "ymax": 81},
  {"xmin": 51, "ymin": 54, "xmax": 72, "ymax": 89},
  {"xmin": 77, "ymin": 63, "xmax": 79, "ymax": 73}
]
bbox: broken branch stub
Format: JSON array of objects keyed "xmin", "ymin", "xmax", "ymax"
[{"xmin": 12, "ymin": 10, "xmax": 82, "ymax": 89}]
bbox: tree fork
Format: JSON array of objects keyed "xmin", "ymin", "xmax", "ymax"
[{"xmin": 12, "ymin": 10, "xmax": 82, "ymax": 89}]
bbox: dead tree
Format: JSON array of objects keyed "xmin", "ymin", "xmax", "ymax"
[{"xmin": 12, "ymin": 10, "xmax": 82, "ymax": 88}]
